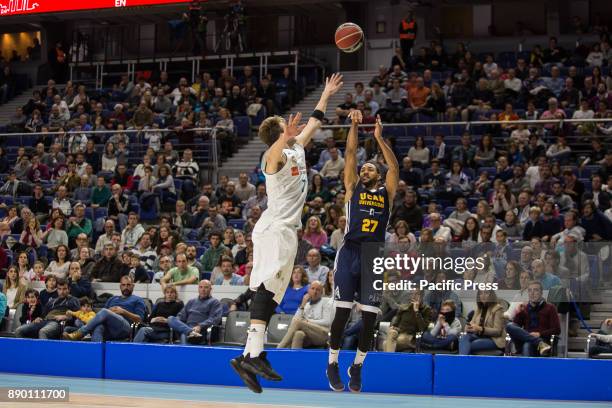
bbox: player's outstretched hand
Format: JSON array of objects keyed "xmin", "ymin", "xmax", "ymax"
[
  {"xmin": 282, "ymin": 112, "xmax": 305, "ymax": 142},
  {"xmin": 348, "ymin": 109, "xmax": 362, "ymax": 124},
  {"xmin": 323, "ymin": 73, "xmax": 344, "ymax": 97},
  {"xmin": 374, "ymin": 114, "xmax": 383, "ymax": 139}
]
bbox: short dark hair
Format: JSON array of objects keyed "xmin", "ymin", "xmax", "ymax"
[
  {"xmin": 56, "ymin": 278, "xmax": 68, "ymax": 287},
  {"xmin": 258, "ymin": 116, "xmax": 284, "ymax": 146},
  {"xmin": 79, "ymin": 297, "xmax": 92, "ymax": 307},
  {"xmin": 209, "ymin": 231, "xmax": 222, "ymax": 240}
]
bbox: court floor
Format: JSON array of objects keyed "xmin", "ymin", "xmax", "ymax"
[{"xmin": 0, "ymin": 373, "xmax": 609, "ymax": 408}]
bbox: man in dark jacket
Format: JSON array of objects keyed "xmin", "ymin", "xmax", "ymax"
[
  {"xmin": 390, "ymin": 190, "xmax": 423, "ymax": 232},
  {"xmin": 91, "ymin": 243, "xmax": 129, "ymax": 282},
  {"xmin": 15, "ymin": 278, "xmax": 79, "ymax": 339},
  {"xmin": 383, "ymin": 290, "xmax": 430, "ymax": 352},
  {"xmin": 506, "ymin": 280, "xmax": 561, "ymax": 356}
]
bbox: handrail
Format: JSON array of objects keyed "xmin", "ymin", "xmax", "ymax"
[
  {"xmin": 0, "ymin": 127, "xmax": 215, "ymax": 138},
  {"xmin": 316, "ymin": 117, "xmax": 612, "ymax": 129},
  {"xmin": 0, "ymin": 118, "xmax": 610, "ymax": 137}
]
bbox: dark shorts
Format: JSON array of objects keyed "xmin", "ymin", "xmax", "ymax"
[{"xmin": 333, "ymin": 240, "xmax": 383, "ymax": 309}]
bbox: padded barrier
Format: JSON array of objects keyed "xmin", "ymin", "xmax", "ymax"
[
  {"xmin": 104, "ymin": 343, "xmax": 432, "ymax": 394},
  {"xmin": 434, "ymin": 355, "xmax": 612, "ymax": 401},
  {"xmin": 0, "ymin": 338, "xmax": 104, "ymax": 379},
  {"xmin": 0, "ymin": 338, "xmax": 610, "ymax": 401}
]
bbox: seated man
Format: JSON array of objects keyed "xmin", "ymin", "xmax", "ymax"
[
  {"xmin": 277, "ymin": 281, "xmax": 334, "ymax": 349},
  {"xmin": 63, "ymin": 275, "xmax": 146, "ymax": 342},
  {"xmin": 384, "ymin": 290, "xmax": 430, "ymax": 352},
  {"xmin": 420, "ymin": 299, "xmax": 462, "ymax": 350},
  {"xmin": 134, "ymin": 284, "xmax": 184, "ymax": 343},
  {"xmin": 15, "ymin": 278, "xmax": 80, "ymax": 339},
  {"xmin": 167, "ymin": 279, "xmax": 222, "ymax": 344},
  {"xmin": 213, "ymin": 256, "xmax": 244, "ymax": 285},
  {"xmin": 160, "ymin": 253, "xmax": 199, "ymax": 290},
  {"xmin": 589, "ymin": 318, "xmax": 612, "ymax": 357},
  {"xmin": 506, "ymin": 280, "xmax": 561, "ymax": 356}
]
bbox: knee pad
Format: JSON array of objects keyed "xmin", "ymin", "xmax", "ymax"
[{"xmin": 249, "ymin": 284, "xmax": 277, "ymax": 324}]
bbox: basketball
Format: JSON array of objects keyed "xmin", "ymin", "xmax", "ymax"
[{"xmin": 335, "ymin": 22, "xmax": 364, "ymax": 53}]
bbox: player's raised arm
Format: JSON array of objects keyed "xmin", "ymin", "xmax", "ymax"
[
  {"xmin": 264, "ymin": 113, "xmax": 303, "ymax": 174},
  {"xmin": 373, "ymin": 115, "xmax": 399, "ymax": 202},
  {"xmin": 344, "ymin": 109, "xmax": 362, "ymax": 202},
  {"xmin": 295, "ymin": 73, "xmax": 344, "ymax": 147}
]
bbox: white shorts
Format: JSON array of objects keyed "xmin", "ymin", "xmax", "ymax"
[{"xmin": 250, "ymin": 223, "xmax": 298, "ymax": 304}]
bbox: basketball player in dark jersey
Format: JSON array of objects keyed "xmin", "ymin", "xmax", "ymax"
[{"xmin": 326, "ymin": 110, "xmax": 399, "ymax": 392}]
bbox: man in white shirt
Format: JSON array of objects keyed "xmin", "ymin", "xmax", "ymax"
[
  {"xmin": 430, "ymin": 213, "xmax": 451, "ymax": 242},
  {"xmin": 305, "ymin": 249, "xmax": 329, "ymax": 283},
  {"xmin": 121, "ymin": 212, "xmax": 145, "ymax": 250},
  {"xmin": 277, "ymin": 281, "xmax": 334, "ymax": 349},
  {"xmin": 235, "ymin": 172, "xmax": 256, "ymax": 203},
  {"xmin": 320, "ymin": 147, "xmax": 345, "ymax": 180},
  {"xmin": 52, "ymin": 186, "xmax": 72, "ymax": 216}
]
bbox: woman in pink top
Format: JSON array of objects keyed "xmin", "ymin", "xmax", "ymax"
[{"xmin": 303, "ymin": 216, "xmax": 328, "ymax": 249}]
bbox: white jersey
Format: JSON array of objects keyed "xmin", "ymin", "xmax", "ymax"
[{"xmin": 254, "ymin": 143, "xmax": 308, "ymax": 231}]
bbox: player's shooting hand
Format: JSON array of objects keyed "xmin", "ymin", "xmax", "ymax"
[
  {"xmin": 374, "ymin": 115, "xmax": 383, "ymax": 139},
  {"xmin": 282, "ymin": 112, "xmax": 305, "ymax": 141},
  {"xmin": 322, "ymin": 73, "xmax": 344, "ymax": 97},
  {"xmin": 348, "ymin": 109, "xmax": 362, "ymax": 125}
]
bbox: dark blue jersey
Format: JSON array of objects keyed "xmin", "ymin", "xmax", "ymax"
[{"xmin": 344, "ymin": 183, "xmax": 390, "ymax": 243}]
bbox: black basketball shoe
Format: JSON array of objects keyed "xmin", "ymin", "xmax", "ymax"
[
  {"xmin": 230, "ymin": 354, "xmax": 262, "ymax": 394},
  {"xmin": 326, "ymin": 362, "xmax": 345, "ymax": 392},
  {"xmin": 241, "ymin": 351, "xmax": 283, "ymax": 381},
  {"xmin": 347, "ymin": 363, "xmax": 362, "ymax": 393}
]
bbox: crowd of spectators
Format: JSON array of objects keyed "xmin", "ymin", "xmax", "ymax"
[{"xmin": 0, "ymin": 36, "xmax": 611, "ymax": 357}]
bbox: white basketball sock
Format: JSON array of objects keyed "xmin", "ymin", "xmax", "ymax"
[
  {"xmin": 329, "ymin": 349, "xmax": 340, "ymax": 364},
  {"xmin": 243, "ymin": 323, "xmax": 266, "ymax": 357},
  {"xmin": 354, "ymin": 350, "xmax": 367, "ymax": 365}
]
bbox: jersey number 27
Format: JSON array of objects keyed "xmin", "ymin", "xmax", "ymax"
[{"xmin": 361, "ymin": 218, "xmax": 379, "ymax": 232}]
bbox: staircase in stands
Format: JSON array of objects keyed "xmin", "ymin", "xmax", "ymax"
[
  {"xmin": 0, "ymin": 89, "xmax": 34, "ymax": 126},
  {"xmin": 219, "ymin": 70, "xmax": 378, "ymax": 179}
]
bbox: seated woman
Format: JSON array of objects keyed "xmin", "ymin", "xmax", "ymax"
[
  {"xmin": 2, "ymin": 266, "xmax": 27, "ymax": 319},
  {"xmin": 459, "ymin": 289, "xmax": 506, "ymax": 355},
  {"xmin": 138, "ymin": 166, "xmax": 158, "ymax": 211},
  {"xmin": 498, "ymin": 261, "xmax": 522, "ymax": 290},
  {"xmin": 588, "ymin": 318, "xmax": 612, "ymax": 357},
  {"xmin": 152, "ymin": 164, "xmax": 176, "ymax": 211},
  {"xmin": 276, "ymin": 266, "xmax": 310, "ymax": 315},
  {"xmin": 306, "ymin": 174, "xmax": 332, "ymax": 204},
  {"xmin": 44, "ymin": 244, "xmax": 71, "ymax": 279},
  {"xmin": 133, "ymin": 284, "xmax": 184, "ymax": 343},
  {"xmin": 420, "ymin": 300, "xmax": 462, "ymax": 351},
  {"xmin": 303, "ymin": 216, "xmax": 328, "ymax": 249}
]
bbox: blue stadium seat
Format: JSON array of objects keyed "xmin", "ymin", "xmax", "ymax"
[
  {"xmin": 85, "ymin": 208, "xmax": 94, "ymax": 221},
  {"xmin": 94, "ymin": 207, "xmax": 108, "ymax": 221},
  {"xmin": 1, "ymin": 196, "xmax": 13, "ymax": 206},
  {"xmin": 228, "ymin": 219, "xmax": 246, "ymax": 230},
  {"xmin": 15, "ymin": 196, "xmax": 31, "ymax": 206},
  {"xmin": 139, "ymin": 205, "xmax": 157, "ymax": 222},
  {"xmin": 233, "ymin": 116, "xmax": 251, "ymax": 139}
]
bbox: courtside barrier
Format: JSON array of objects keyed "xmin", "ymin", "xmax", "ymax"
[
  {"xmin": 0, "ymin": 338, "xmax": 104, "ymax": 379},
  {"xmin": 104, "ymin": 343, "xmax": 433, "ymax": 394},
  {"xmin": 434, "ymin": 354, "xmax": 612, "ymax": 401},
  {"xmin": 1, "ymin": 338, "xmax": 611, "ymax": 401}
]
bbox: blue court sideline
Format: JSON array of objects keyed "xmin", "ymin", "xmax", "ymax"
[{"xmin": 0, "ymin": 373, "xmax": 609, "ymax": 408}]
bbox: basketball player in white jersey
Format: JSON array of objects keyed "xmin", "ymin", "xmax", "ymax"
[{"xmin": 231, "ymin": 73, "xmax": 343, "ymax": 393}]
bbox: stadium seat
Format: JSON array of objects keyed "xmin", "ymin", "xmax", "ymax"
[
  {"xmin": 94, "ymin": 208, "xmax": 108, "ymax": 220},
  {"xmin": 228, "ymin": 219, "xmax": 246, "ymax": 230},
  {"xmin": 233, "ymin": 116, "xmax": 251, "ymax": 139},
  {"xmin": 265, "ymin": 314, "xmax": 294, "ymax": 347},
  {"xmin": 217, "ymin": 311, "xmax": 250, "ymax": 346}
]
